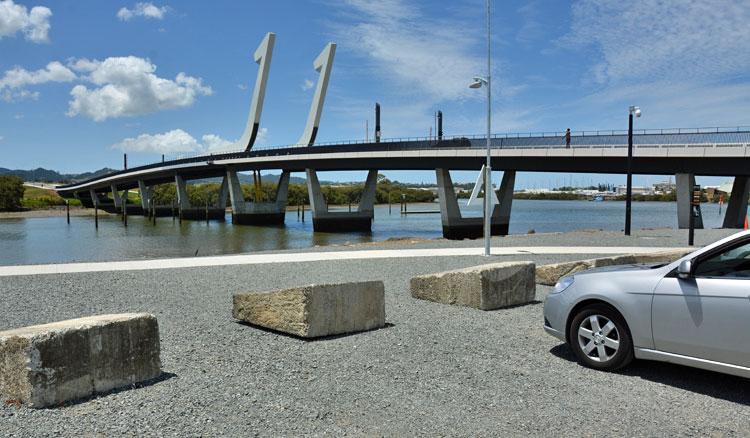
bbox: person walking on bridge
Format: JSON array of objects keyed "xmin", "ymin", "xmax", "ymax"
[{"xmin": 564, "ymin": 128, "xmax": 571, "ymax": 148}]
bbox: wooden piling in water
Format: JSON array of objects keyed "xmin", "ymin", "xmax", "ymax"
[
  {"xmin": 122, "ymin": 192, "xmax": 127, "ymax": 227},
  {"xmin": 66, "ymin": 200, "xmax": 70, "ymax": 224}
]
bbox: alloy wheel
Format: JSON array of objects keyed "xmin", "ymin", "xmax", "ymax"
[{"xmin": 576, "ymin": 314, "xmax": 620, "ymax": 363}]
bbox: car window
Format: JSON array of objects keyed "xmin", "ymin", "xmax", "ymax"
[{"xmin": 694, "ymin": 240, "xmax": 750, "ymax": 278}]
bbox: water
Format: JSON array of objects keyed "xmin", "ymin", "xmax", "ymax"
[{"xmin": 0, "ymin": 200, "xmax": 730, "ymax": 265}]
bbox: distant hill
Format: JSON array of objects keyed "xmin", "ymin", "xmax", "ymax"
[
  {"xmin": 0, "ymin": 167, "xmax": 326, "ymax": 185},
  {"xmin": 0, "ymin": 167, "xmax": 117, "ymax": 183}
]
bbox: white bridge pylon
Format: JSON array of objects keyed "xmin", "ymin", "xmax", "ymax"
[
  {"xmin": 238, "ymin": 32, "xmax": 275, "ymax": 151},
  {"xmin": 236, "ymin": 33, "xmax": 337, "ymax": 151},
  {"xmin": 297, "ymin": 42, "xmax": 336, "ymax": 147}
]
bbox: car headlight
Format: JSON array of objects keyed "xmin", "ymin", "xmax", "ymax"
[{"xmin": 551, "ymin": 276, "xmax": 574, "ymax": 294}]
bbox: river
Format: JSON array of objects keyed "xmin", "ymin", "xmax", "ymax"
[{"xmin": 0, "ymin": 200, "xmax": 731, "ymax": 265}]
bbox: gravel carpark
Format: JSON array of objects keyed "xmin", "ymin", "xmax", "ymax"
[{"xmin": 1, "ymin": 229, "xmax": 749, "ymax": 436}]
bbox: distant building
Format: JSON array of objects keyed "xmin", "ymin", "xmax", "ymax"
[
  {"xmin": 616, "ymin": 185, "xmax": 649, "ymax": 195},
  {"xmin": 652, "ymin": 180, "xmax": 676, "ymax": 194}
]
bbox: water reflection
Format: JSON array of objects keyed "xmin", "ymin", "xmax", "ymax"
[{"xmin": 0, "ymin": 200, "xmax": 728, "ymax": 265}]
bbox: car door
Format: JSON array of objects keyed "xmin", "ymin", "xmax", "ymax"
[{"xmin": 652, "ymin": 238, "xmax": 750, "ymax": 368}]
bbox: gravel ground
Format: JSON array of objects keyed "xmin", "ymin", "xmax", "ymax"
[{"xmin": 2, "ymin": 238, "xmax": 749, "ymax": 436}]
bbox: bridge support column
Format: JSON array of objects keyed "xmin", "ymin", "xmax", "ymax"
[
  {"xmin": 88, "ymin": 189, "xmax": 100, "ymax": 208},
  {"xmin": 722, "ymin": 176, "xmax": 750, "ymax": 228},
  {"xmin": 174, "ymin": 174, "xmax": 226, "ymax": 221},
  {"xmin": 138, "ymin": 180, "xmax": 171, "ymax": 217},
  {"xmin": 436, "ymin": 169, "xmax": 513, "ymax": 239},
  {"xmin": 496, "ymin": 170, "xmax": 516, "ymax": 235},
  {"xmin": 676, "ymin": 173, "xmax": 703, "ymax": 229},
  {"xmin": 306, "ymin": 169, "xmax": 377, "ymax": 232},
  {"xmin": 138, "ymin": 180, "xmax": 151, "ymax": 211},
  {"xmin": 76, "ymin": 191, "xmax": 94, "ymax": 208},
  {"xmin": 110, "ymin": 184, "xmax": 122, "ymax": 210},
  {"xmin": 226, "ymin": 169, "xmax": 289, "ymax": 225}
]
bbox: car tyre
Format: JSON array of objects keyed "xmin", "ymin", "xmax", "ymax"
[{"xmin": 568, "ymin": 303, "xmax": 634, "ymax": 371}]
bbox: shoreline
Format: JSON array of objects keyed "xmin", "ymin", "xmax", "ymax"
[{"xmin": 0, "ymin": 207, "xmax": 113, "ymax": 219}]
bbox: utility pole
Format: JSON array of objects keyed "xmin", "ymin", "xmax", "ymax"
[
  {"xmin": 625, "ymin": 105, "xmax": 641, "ymax": 236},
  {"xmin": 483, "ymin": 0, "xmax": 492, "ymax": 256}
]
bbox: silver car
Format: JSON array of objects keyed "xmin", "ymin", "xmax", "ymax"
[{"xmin": 544, "ymin": 230, "xmax": 750, "ymax": 377}]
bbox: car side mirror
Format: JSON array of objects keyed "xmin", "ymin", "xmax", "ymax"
[{"xmin": 677, "ymin": 260, "xmax": 692, "ymax": 279}]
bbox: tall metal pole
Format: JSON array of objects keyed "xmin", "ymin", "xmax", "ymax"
[
  {"xmin": 625, "ymin": 112, "xmax": 633, "ymax": 235},
  {"xmin": 484, "ymin": 0, "xmax": 492, "ymax": 256}
]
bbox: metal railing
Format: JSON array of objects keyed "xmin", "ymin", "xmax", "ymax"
[{"xmin": 57, "ymin": 126, "xmax": 750, "ymax": 190}]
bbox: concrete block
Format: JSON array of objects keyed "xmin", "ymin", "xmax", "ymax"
[
  {"xmin": 536, "ymin": 249, "xmax": 692, "ymax": 285},
  {"xmin": 410, "ymin": 262, "xmax": 536, "ymax": 310},
  {"xmin": 233, "ymin": 281, "xmax": 386, "ymax": 338},
  {"xmin": 0, "ymin": 313, "xmax": 161, "ymax": 408}
]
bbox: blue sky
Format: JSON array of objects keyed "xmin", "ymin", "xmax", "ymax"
[{"xmin": 1, "ymin": 0, "xmax": 748, "ymax": 187}]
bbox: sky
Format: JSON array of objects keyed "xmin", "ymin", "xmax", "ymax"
[{"xmin": 1, "ymin": 0, "xmax": 749, "ymax": 187}]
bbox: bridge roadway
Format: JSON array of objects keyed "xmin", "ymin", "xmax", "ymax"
[{"xmin": 56, "ymin": 129, "xmax": 750, "ymax": 238}]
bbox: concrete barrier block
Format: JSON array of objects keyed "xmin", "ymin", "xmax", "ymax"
[
  {"xmin": 233, "ymin": 281, "xmax": 386, "ymax": 338},
  {"xmin": 0, "ymin": 313, "xmax": 161, "ymax": 408},
  {"xmin": 410, "ymin": 262, "xmax": 536, "ymax": 310},
  {"xmin": 536, "ymin": 249, "xmax": 692, "ymax": 285}
]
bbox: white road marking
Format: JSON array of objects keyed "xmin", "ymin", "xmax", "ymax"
[{"xmin": 0, "ymin": 246, "xmax": 689, "ymax": 277}]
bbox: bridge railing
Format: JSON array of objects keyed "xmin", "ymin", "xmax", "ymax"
[{"xmin": 57, "ymin": 126, "xmax": 750, "ymax": 190}]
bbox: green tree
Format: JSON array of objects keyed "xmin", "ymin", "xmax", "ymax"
[{"xmin": 0, "ymin": 176, "xmax": 25, "ymax": 211}]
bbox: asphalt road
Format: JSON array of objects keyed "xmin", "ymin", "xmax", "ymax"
[{"xmin": 1, "ymin": 230, "xmax": 748, "ymax": 436}]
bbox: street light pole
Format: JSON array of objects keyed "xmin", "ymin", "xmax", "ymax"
[
  {"xmin": 625, "ymin": 105, "xmax": 641, "ymax": 236},
  {"xmin": 625, "ymin": 112, "xmax": 633, "ymax": 235},
  {"xmin": 483, "ymin": 0, "xmax": 492, "ymax": 257}
]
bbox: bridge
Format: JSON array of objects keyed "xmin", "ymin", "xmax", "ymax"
[{"xmin": 56, "ymin": 33, "xmax": 750, "ymax": 238}]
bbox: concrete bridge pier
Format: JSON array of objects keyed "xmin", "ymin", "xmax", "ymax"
[
  {"xmin": 436, "ymin": 168, "xmax": 515, "ymax": 240},
  {"xmin": 676, "ymin": 173, "xmax": 703, "ymax": 229},
  {"xmin": 87, "ymin": 188, "xmax": 115, "ymax": 213},
  {"xmin": 138, "ymin": 180, "xmax": 172, "ymax": 217},
  {"xmin": 306, "ymin": 169, "xmax": 377, "ymax": 232},
  {"xmin": 87, "ymin": 189, "xmax": 104, "ymax": 209},
  {"xmin": 722, "ymin": 176, "xmax": 750, "ymax": 228},
  {"xmin": 226, "ymin": 169, "xmax": 290, "ymax": 225},
  {"xmin": 174, "ymin": 175, "xmax": 227, "ymax": 221},
  {"xmin": 109, "ymin": 183, "xmax": 143, "ymax": 215},
  {"xmin": 110, "ymin": 184, "xmax": 122, "ymax": 212}
]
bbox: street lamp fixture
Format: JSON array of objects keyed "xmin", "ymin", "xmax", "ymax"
[
  {"xmin": 469, "ymin": 77, "xmax": 486, "ymax": 89},
  {"xmin": 624, "ymin": 105, "xmax": 642, "ymax": 236}
]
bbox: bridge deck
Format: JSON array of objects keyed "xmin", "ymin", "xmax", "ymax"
[{"xmin": 56, "ymin": 130, "xmax": 750, "ymax": 196}]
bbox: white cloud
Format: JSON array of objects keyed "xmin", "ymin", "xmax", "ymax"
[
  {"xmin": 516, "ymin": 1, "xmax": 543, "ymax": 45},
  {"xmin": 0, "ymin": 61, "xmax": 75, "ymax": 101},
  {"xmin": 301, "ymin": 79, "xmax": 314, "ymax": 91},
  {"xmin": 0, "ymin": 61, "xmax": 76, "ymax": 89},
  {"xmin": 13, "ymin": 113, "xmax": 23, "ymax": 119},
  {"xmin": 331, "ymin": 0, "xmax": 485, "ymax": 101},
  {"xmin": 201, "ymin": 134, "xmax": 233, "ymax": 152},
  {"xmin": 0, "ymin": 0, "xmax": 51, "ymax": 43},
  {"xmin": 561, "ymin": 0, "xmax": 750, "ymax": 85},
  {"xmin": 0, "ymin": 136, "xmax": 4, "ymax": 142},
  {"xmin": 1, "ymin": 89, "xmax": 38, "ymax": 102},
  {"xmin": 112, "ymin": 129, "xmax": 243, "ymax": 155},
  {"xmin": 66, "ymin": 56, "xmax": 212, "ymax": 121},
  {"xmin": 255, "ymin": 127, "xmax": 268, "ymax": 145},
  {"xmin": 117, "ymin": 2, "xmax": 168, "ymax": 21},
  {"xmin": 237, "ymin": 83, "xmax": 247, "ymax": 91},
  {"xmin": 112, "ymin": 129, "xmax": 201, "ymax": 154},
  {"xmin": 553, "ymin": 0, "xmax": 750, "ymax": 128}
]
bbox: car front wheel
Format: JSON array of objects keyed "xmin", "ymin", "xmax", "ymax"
[{"xmin": 568, "ymin": 303, "xmax": 633, "ymax": 371}]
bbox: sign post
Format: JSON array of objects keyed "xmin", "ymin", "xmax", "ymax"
[{"xmin": 689, "ymin": 185, "xmax": 701, "ymax": 246}]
